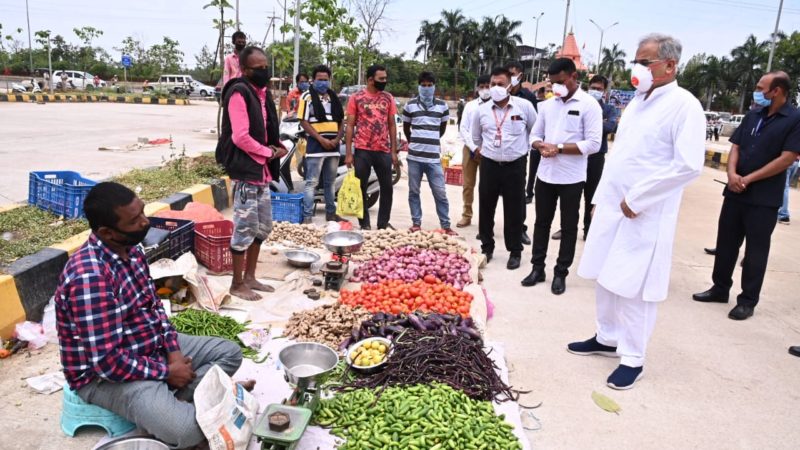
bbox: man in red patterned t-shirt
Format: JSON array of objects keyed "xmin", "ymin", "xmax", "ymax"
[{"xmin": 345, "ymin": 64, "xmax": 399, "ymax": 229}]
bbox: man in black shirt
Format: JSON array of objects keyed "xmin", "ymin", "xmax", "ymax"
[
  {"xmin": 506, "ymin": 61, "xmax": 537, "ymax": 246},
  {"xmin": 693, "ymin": 71, "xmax": 800, "ymax": 321}
]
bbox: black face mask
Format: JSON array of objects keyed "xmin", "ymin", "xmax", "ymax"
[
  {"xmin": 112, "ymin": 225, "xmax": 150, "ymax": 247},
  {"xmin": 248, "ymin": 68, "xmax": 271, "ymax": 88},
  {"xmin": 374, "ymin": 80, "xmax": 387, "ymax": 91},
  {"xmin": 235, "ymin": 43, "xmax": 245, "ymax": 52}
]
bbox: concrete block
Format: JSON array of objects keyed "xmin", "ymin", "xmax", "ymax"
[
  {"xmin": 160, "ymin": 192, "xmax": 192, "ymax": 211},
  {"xmin": 50, "ymin": 229, "xmax": 92, "ymax": 255},
  {"xmin": 0, "ymin": 275, "xmax": 26, "ymax": 339},
  {"xmin": 144, "ymin": 202, "xmax": 170, "ymax": 216},
  {"xmin": 6, "ymin": 247, "xmax": 68, "ymax": 322},
  {"xmin": 181, "ymin": 184, "xmax": 214, "ymax": 207}
]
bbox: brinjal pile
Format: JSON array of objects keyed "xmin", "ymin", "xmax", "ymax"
[{"xmin": 339, "ymin": 311, "xmax": 481, "ymax": 351}]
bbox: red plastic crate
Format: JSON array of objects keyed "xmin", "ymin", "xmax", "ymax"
[
  {"xmin": 194, "ymin": 220, "xmax": 234, "ymax": 273},
  {"xmin": 445, "ymin": 166, "xmax": 463, "ymax": 186}
]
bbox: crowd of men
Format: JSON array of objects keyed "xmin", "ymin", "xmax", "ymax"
[{"xmin": 46, "ymin": 28, "xmax": 799, "ymax": 449}]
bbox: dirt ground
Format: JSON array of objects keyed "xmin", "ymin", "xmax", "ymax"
[{"xmin": 0, "ymin": 108, "xmax": 798, "ymax": 449}]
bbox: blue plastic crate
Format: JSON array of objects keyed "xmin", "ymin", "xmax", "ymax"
[
  {"xmin": 148, "ymin": 217, "xmax": 195, "ymax": 260},
  {"xmin": 28, "ymin": 171, "xmax": 97, "ymax": 219},
  {"xmin": 271, "ymin": 192, "xmax": 304, "ymax": 224}
]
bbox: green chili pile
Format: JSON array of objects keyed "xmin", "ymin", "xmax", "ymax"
[
  {"xmin": 315, "ymin": 383, "xmax": 522, "ymax": 450},
  {"xmin": 170, "ymin": 308, "xmax": 267, "ymax": 362}
]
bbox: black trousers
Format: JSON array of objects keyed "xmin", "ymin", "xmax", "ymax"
[
  {"xmin": 479, "ymin": 155, "xmax": 527, "ymax": 255},
  {"xmin": 531, "ymin": 178, "xmax": 584, "ymax": 277},
  {"xmin": 354, "ymin": 149, "xmax": 393, "ymax": 229},
  {"xmin": 525, "ymin": 150, "xmax": 542, "ymax": 198},
  {"xmin": 711, "ymin": 197, "xmax": 778, "ymax": 308},
  {"xmin": 582, "ymin": 153, "xmax": 606, "ymax": 233}
]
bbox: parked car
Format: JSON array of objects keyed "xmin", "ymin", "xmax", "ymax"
[
  {"xmin": 144, "ymin": 74, "xmax": 195, "ymax": 95},
  {"xmin": 52, "ymin": 70, "xmax": 106, "ymax": 90},
  {"xmin": 190, "ymin": 80, "xmax": 215, "ymax": 97}
]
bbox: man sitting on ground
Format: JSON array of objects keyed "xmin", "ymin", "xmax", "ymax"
[{"xmin": 54, "ymin": 182, "xmax": 253, "ymax": 449}]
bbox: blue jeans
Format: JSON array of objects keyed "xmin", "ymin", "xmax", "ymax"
[
  {"xmin": 407, "ymin": 159, "xmax": 450, "ymax": 228},
  {"xmin": 778, "ymin": 161, "xmax": 798, "ymax": 220},
  {"xmin": 303, "ymin": 155, "xmax": 338, "ymax": 218}
]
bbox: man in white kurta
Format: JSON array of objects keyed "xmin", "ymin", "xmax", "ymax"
[{"xmin": 569, "ymin": 33, "xmax": 706, "ymax": 390}]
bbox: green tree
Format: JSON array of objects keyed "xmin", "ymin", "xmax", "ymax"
[
  {"xmin": 696, "ymin": 55, "xmax": 729, "ymax": 110},
  {"xmin": 599, "ymin": 43, "xmax": 626, "ymax": 84},
  {"xmin": 73, "ymin": 26, "xmax": 103, "ymax": 72},
  {"xmin": 203, "ymin": 0, "xmax": 234, "ymax": 77},
  {"xmin": 730, "ymin": 35, "xmax": 767, "ymax": 112}
]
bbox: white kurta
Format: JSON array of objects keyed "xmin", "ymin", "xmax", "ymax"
[{"xmin": 578, "ymin": 81, "xmax": 706, "ymax": 302}]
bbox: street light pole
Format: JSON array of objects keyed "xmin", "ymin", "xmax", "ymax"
[
  {"xmin": 562, "ymin": 0, "xmax": 571, "ymax": 49},
  {"xmin": 25, "ymin": 0, "xmax": 34, "ymax": 75},
  {"xmin": 766, "ymin": 0, "xmax": 783, "ymax": 72},
  {"xmin": 532, "ymin": 13, "xmax": 544, "ymax": 83},
  {"xmin": 589, "ymin": 19, "xmax": 619, "ymax": 74},
  {"xmin": 235, "ymin": 0, "xmax": 240, "ymax": 30},
  {"xmin": 47, "ymin": 35, "xmax": 53, "ymax": 95},
  {"xmin": 292, "ymin": 0, "xmax": 302, "ymax": 86}
]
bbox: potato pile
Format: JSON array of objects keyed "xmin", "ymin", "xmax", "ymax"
[
  {"xmin": 267, "ymin": 222, "xmax": 324, "ymax": 247},
  {"xmin": 352, "ymin": 229, "xmax": 464, "ymax": 262},
  {"xmin": 284, "ymin": 303, "xmax": 372, "ymax": 351}
]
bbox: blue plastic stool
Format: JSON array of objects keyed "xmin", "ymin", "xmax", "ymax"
[{"xmin": 61, "ymin": 386, "xmax": 136, "ymax": 438}]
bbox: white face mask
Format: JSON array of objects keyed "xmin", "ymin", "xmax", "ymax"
[
  {"xmin": 510, "ymin": 74, "xmax": 521, "ymax": 87},
  {"xmin": 552, "ymin": 83, "xmax": 569, "ymax": 98},
  {"xmin": 490, "ymin": 85, "xmax": 509, "ymax": 103},
  {"xmin": 478, "ymin": 88, "xmax": 491, "ymax": 101},
  {"xmin": 588, "ymin": 89, "xmax": 604, "ymax": 101},
  {"xmin": 631, "ymin": 63, "xmax": 654, "ymax": 93}
]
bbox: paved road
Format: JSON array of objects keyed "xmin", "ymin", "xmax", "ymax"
[{"xmin": 0, "ymin": 101, "xmax": 220, "ymax": 206}]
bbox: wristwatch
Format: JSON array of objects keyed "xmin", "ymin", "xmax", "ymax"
[{"xmin": 557, "ymin": 144, "xmax": 564, "ymax": 153}]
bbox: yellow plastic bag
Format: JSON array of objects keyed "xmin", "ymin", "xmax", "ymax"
[{"xmin": 337, "ymin": 170, "xmax": 363, "ymax": 219}]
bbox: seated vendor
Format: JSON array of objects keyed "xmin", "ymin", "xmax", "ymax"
[{"xmin": 54, "ymin": 182, "xmax": 251, "ymax": 448}]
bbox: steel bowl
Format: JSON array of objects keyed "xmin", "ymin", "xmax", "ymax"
[
  {"xmin": 284, "ymin": 249, "xmax": 321, "ymax": 268},
  {"xmin": 94, "ymin": 437, "xmax": 170, "ymax": 450},
  {"xmin": 345, "ymin": 337, "xmax": 392, "ymax": 374},
  {"xmin": 278, "ymin": 342, "xmax": 339, "ymax": 388},
  {"xmin": 322, "ymin": 231, "xmax": 364, "ymax": 254}
]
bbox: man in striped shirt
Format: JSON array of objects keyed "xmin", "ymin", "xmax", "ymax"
[{"xmin": 402, "ymin": 71, "xmax": 455, "ymax": 234}]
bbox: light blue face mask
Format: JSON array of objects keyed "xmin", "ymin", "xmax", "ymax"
[
  {"xmin": 753, "ymin": 91, "xmax": 771, "ymax": 107},
  {"xmin": 313, "ymin": 80, "xmax": 330, "ymax": 93},
  {"xmin": 298, "ymin": 81, "xmax": 310, "ymax": 92},
  {"xmin": 419, "ymin": 85, "xmax": 435, "ymax": 104}
]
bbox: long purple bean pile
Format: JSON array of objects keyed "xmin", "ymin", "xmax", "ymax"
[{"xmin": 339, "ymin": 330, "xmax": 522, "ymax": 402}]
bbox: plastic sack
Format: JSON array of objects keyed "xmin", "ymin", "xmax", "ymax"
[
  {"xmin": 42, "ymin": 298, "xmax": 58, "ymax": 344},
  {"xmin": 336, "ymin": 170, "xmax": 363, "ymax": 219},
  {"xmin": 195, "ymin": 365, "xmax": 259, "ymax": 450},
  {"xmin": 15, "ymin": 321, "xmax": 48, "ymax": 349}
]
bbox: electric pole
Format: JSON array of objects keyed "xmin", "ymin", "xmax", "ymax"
[
  {"xmin": 235, "ymin": 0, "xmax": 240, "ymax": 30},
  {"xmin": 562, "ymin": 0, "xmax": 571, "ymax": 49},
  {"xmin": 25, "ymin": 0, "xmax": 34, "ymax": 75},
  {"xmin": 292, "ymin": 0, "xmax": 302, "ymax": 86},
  {"xmin": 589, "ymin": 19, "xmax": 619, "ymax": 74},
  {"xmin": 766, "ymin": 0, "xmax": 783, "ymax": 72},
  {"xmin": 532, "ymin": 13, "xmax": 544, "ymax": 82}
]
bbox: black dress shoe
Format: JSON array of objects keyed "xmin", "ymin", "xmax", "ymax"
[
  {"xmin": 525, "ymin": 196, "xmax": 533, "ymax": 204},
  {"xmin": 551, "ymin": 230, "xmax": 562, "ymax": 240},
  {"xmin": 507, "ymin": 255, "xmax": 521, "ymax": 270},
  {"xmin": 704, "ymin": 247, "xmax": 717, "ymax": 255},
  {"xmin": 692, "ymin": 288, "xmax": 729, "ymax": 303},
  {"xmin": 476, "ymin": 233, "xmax": 483, "ymax": 240},
  {"xmin": 551, "ymin": 276, "xmax": 566, "ymax": 295},
  {"xmin": 728, "ymin": 305, "xmax": 754, "ymax": 320},
  {"xmin": 521, "ymin": 268, "xmax": 546, "ymax": 286},
  {"xmin": 482, "ymin": 252, "xmax": 493, "ymax": 263},
  {"xmin": 521, "ymin": 233, "xmax": 531, "ymax": 245},
  {"xmin": 789, "ymin": 346, "xmax": 800, "ymax": 357}
]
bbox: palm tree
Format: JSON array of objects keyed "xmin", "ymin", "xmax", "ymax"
[
  {"xmin": 490, "ymin": 15, "xmax": 522, "ymax": 66},
  {"xmin": 599, "ymin": 43, "xmax": 626, "ymax": 84},
  {"xmin": 696, "ymin": 55, "xmax": 729, "ymax": 110},
  {"xmin": 414, "ymin": 20, "xmax": 442, "ymax": 64},
  {"xmin": 438, "ymin": 9, "xmax": 468, "ymax": 98},
  {"xmin": 730, "ymin": 35, "xmax": 767, "ymax": 112}
]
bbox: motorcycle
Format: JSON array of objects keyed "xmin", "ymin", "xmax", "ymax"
[
  {"xmin": 10, "ymin": 79, "xmax": 42, "ymax": 94},
  {"xmin": 273, "ymin": 116, "xmax": 388, "ymax": 209}
]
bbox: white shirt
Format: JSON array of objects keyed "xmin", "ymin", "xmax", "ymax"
[
  {"xmin": 578, "ymin": 81, "xmax": 706, "ymax": 302},
  {"xmin": 471, "ymin": 96, "xmax": 537, "ymax": 162},
  {"xmin": 530, "ymin": 88, "xmax": 603, "ymax": 184},
  {"xmin": 460, "ymin": 97, "xmax": 490, "ymax": 151}
]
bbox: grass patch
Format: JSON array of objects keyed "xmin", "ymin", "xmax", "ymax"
[
  {"xmin": 112, "ymin": 152, "xmax": 225, "ymax": 203},
  {"xmin": 0, "ymin": 206, "xmax": 89, "ymax": 267}
]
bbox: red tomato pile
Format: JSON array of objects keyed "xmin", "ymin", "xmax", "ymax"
[{"xmin": 339, "ymin": 276, "xmax": 473, "ymax": 316}]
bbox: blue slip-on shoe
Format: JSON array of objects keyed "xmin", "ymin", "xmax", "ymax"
[
  {"xmin": 567, "ymin": 335, "xmax": 618, "ymax": 357},
  {"xmin": 607, "ymin": 365, "xmax": 644, "ymax": 390}
]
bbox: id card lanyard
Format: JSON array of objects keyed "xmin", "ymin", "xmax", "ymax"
[{"xmin": 492, "ymin": 106, "xmax": 512, "ymax": 148}]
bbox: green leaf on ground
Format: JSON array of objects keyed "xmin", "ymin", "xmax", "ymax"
[{"xmin": 592, "ymin": 391, "xmax": 621, "ymax": 414}]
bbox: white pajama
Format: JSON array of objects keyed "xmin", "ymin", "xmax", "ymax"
[{"xmin": 595, "ymin": 284, "xmax": 658, "ymax": 368}]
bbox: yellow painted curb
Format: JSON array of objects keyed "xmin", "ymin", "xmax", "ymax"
[
  {"xmin": 0, "ymin": 203, "xmax": 24, "ymax": 214},
  {"xmin": 49, "ymin": 229, "xmax": 92, "ymax": 255},
  {"xmin": 0, "ymin": 275, "xmax": 26, "ymax": 339},
  {"xmin": 144, "ymin": 202, "xmax": 170, "ymax": 216},
  {"xmin": 222, "ymin": 176, "xmax": 232, "ymax": 204},
  {"xmin": 181, "ymin": 184, "xmax": 214, "ymax": 207}
]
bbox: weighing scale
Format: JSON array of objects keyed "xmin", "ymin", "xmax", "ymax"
[
  {"xmin": 320, "ymin": 231, "xmax": 364, "ymax": 291},
  {"xmin": 253, "ymin": 343, "xmax": 339, "ymax": 450}
]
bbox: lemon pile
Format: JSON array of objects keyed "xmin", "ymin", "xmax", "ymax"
[{"xmin": 350, "ymin": 340, "xmax": 388, "ymax": 367}]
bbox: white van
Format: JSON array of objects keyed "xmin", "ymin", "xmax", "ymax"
[{"xmin": 146, "ymin": 74, "xmax": 195, "ymax": 94}]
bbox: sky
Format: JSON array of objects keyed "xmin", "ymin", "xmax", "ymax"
[{"xmin": 1, "ymin": 0, "xmax": 799, "ymax": 69}]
